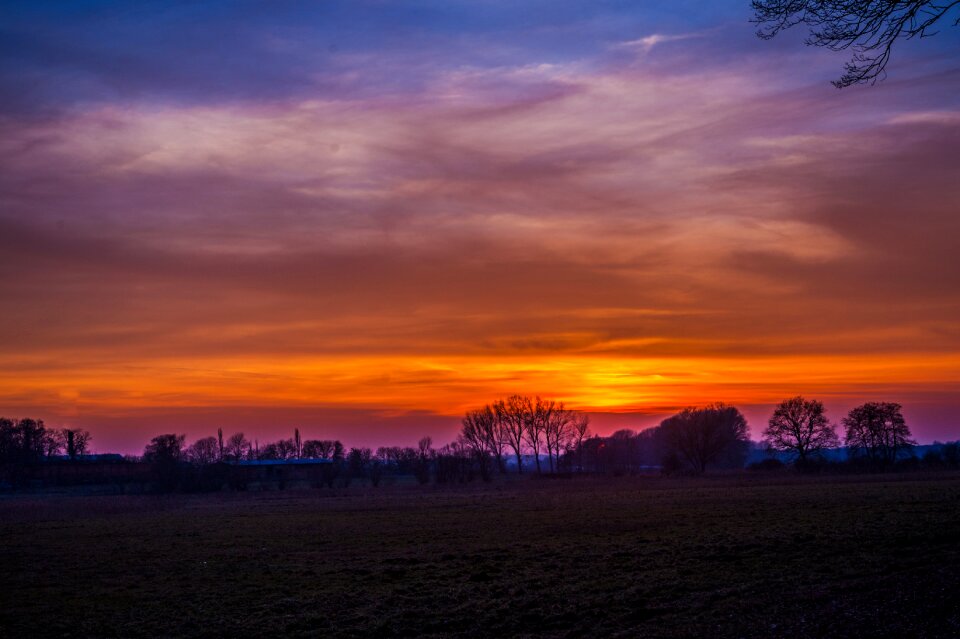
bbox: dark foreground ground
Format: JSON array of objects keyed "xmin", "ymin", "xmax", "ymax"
[{"xmin": 2, "ymin": 473, "xmax": 960, "ymax": 638}]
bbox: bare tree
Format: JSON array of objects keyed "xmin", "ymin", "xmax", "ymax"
[
  {"xmin": 763, "ymin": 396, "xmax": 839, "ymax": 465},
  {"xmin": 523, "ymin": 397, "xmax": 554, "ymax": 474},
  {"xmin": 62, "ymin": 428, "xmax": 92, "ymax": 460},
  {"xmin": 275, "ymin": 438, "xmax": 297, "ymax": 459},
  {"xmin": 752, "ymin": 0, "xmax": 960, "ymax": 87},
  {"xmin": 187, "ymin": 436, "xmax": 219, "ymax": 465},
  {"xmin": 843, "ymin": 402, "xmax": 916, "ymax": 466},
  {"xmin": 570, "ymin": 412, "xmax": 591, "ymax": 472},
  {"xmin": 369, "ymin": 448, "xmax": 386, "ymax": 486},
  {"xmin": 0, "ymin": 417, "xmax": 15, "ymax": 463},
  {"xmin": 659, "ymin": 404, "xmax": 751, "ymax": 474},
  {"xmin": 483, "ymin": 404, "xmax": 509, "ymax": 474},
  {"xmin": 294, "ymin": 428, "xmax": 302, "ymax": 459},
  {"xmin": 544, "ymin": 402, "xmax": 573, "ymax": 473},
  {"xmin": 144, "ymin": 433, "xmax": 185, "ymax": 462},
  {"xmin": 416, "ymin": 436, "xmax": 433, "ymax": 484},
  {"xmin": 461, "ymin": 404, "xmax": 509, "ymax": 474},
  {"xmin": 217, "ymin": 427, "xmax": 224, "ymax": 461},
  {"xmin": 607, "ymin": 429, "xmax": 641, "ymax": 475},
  {"xmin": 461, "ymin": 407, "xmax": 495, "ymax": 480},
  {"xmin": 348, "ymin": 447, "xmax": 373, "ymax": 482},
  {"xmin": 418, "ymin": 436, "xmax": 433, "ymax": 457},
  {"xmin": 258, "ymin": 442, "xmax": 278, "ymax": 460},
  {"xmin": 10, "ymin": 418, "xmax": 54, "ymax": 462},
  {"xmin": 225, "ymin": 432, "xmax": 250, "ymax": 461},
  {"xmin": 435, "ymin": 438, "xmax": 472, "ymax": 483},
  {"xmin": 143, "ymin": 433, "xmax": 186, "ymax": 491},
  {"xmin": 41, "ymin": 428, "xmax": 65, "ymax": 458},
  {"xmin": 495, "ymin": 395, "xmax": 529, "ymax": 474},
  {"xmin": 258, "ymin": 438, "xmax": 296, "ymax": 460},
  {"xmin": 467, "ymin": 402, "xmax": 510, "ymax": 474},
  {"xmin": 302, "ymin": 439, "xmax": 339, "ymax": 459}
]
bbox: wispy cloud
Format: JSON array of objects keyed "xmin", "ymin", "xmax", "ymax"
[
  {"xmin": 1, "ymin": 3, "xmax": 959, "ymax": 448},
  {"xmin": 615, "ymin": 32, "xmax": 705, "ymax": 54}
]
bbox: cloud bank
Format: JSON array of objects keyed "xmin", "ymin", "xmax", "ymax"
[{"xmin": 1, "ymin": 2, "xmax": 959, "ymax": 449}]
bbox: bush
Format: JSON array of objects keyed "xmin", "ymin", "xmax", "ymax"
[
  {"xmin": 894, "ymin": 456, "xmax": 920, "ymax": 472},
  {"xmin": 921, "ymin": 450, "xmax": 943, "ymax": 468},
  {"xmin": 747, "ymin": 458, "xmax": 785, "ymax": 472},
  {"xmin": 660, "ymin": 453, "xmax": 684, "ymax": 476},
  {"xmin": 942, "ymin": 442, "xmax": 959, "ymax": 468}
]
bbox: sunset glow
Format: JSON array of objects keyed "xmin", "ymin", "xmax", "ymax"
[{"xmin": 2, "ymin": 1, "xmax": 959, "ymax": 451}]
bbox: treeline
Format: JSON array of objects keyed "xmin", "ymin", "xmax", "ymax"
[
  {"xmin": 172, "ymin": 428, "xmax": 345, "ymax": 464},
  {"xmin": 459, "ymin": 395, "xmax": 592, "ymax": 478},
  {"xmin": 0, "ymin": 417, "xmax": 92, "ymax": 463},
  {"xmin": 452, "ymin": 396, "xmax": 956, "ymax": 476},
  {"xmin": 570, "ymin": 398, "xmax": 954, "ymax": 475},
  {"xmin": 2, "ymin": 395, "xmax": 957, "ymax": 492},
  {"xmin": 761, "ymin": 398, "xmax": 919, "ymax": 470},
  {"xmin": 455, "ymin": 397, "xmax": 751, "ymax": 476},
  {"xmin": 143, "ymin": 430, "xmax": 431, "ymax": 485}
]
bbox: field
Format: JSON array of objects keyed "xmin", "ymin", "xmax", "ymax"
[{"xmin": 3, "ymin": 473, "xmax": 960, "ymax": 638}]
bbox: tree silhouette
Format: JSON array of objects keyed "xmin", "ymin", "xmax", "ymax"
[
  {"xmin": 22, "ymin": 418, "xmax": 51, "ymax": 461},
  {"xmin": 144, "ymin": 434, "xmax": 185, "ymax": 462},
  {"xmin": 275, "ymin": 438, "xmax": 297, "ymax": 459},
  {"xmin": 659, "ymin": 404, "xmax": 750, "ymax": 474},
  {"xmin": 461, "ymin": 407, "xmax": 496, "ymax": 480},
  {"xmin": 0, "ymin": 417, "xmax": 14, "ymax": 462},
  {"xmin": 302, "ymin": 439, "xmax": 341, "ymax": 459},
  {"xmin": 544, "ymin": 403, "xmax": 573, "ymax": 473},
  {"xmin": 63, "ymin": 428, "xmax": 92, "ymax": 460},
  {"xmin": 484, "ymin": 405, "xmax": 509, "ymax": 474},
  {"xmin": 143, "ymin": 433, "xmax": 186, "ymax": 491},
  {"xmin": 348, "ymin": 447, "xmax": 372, "ymax": 482},
  {"xmin": 942, "ymin": 441, "xmax": 960, "ymax": 468},
  {"xmin": 187, "ymin": 436, "xmax": 219, "ymax": 465},
  {"xmin": 225, "ymin": 432, "xmax": 250, "ymax": 461},
  {"xmin": 523, "ymin": 397, "xmax": 553, "ymax": 474},
  {"xmin": 763, "ymin": 396, "xmax": 838, "ymax": 465},
  {"xmin": 0, "ymin": 418, "xmax": 62, "ymax": 463},
  {"xmin": 570, "ymin": 413, "xmax": 591, "ymax": 472},
  {"xmin": 752, "ymin": 0, "xmax": 960, "ymax": 87},
  {"xmin": 843, "ymin": 402, "xmax": 915, "ymax": 466},
  {"xmin": 495, "ymin": 396, "xmax": 529, "ymax": 474},
  {"xmin": 461, "ymin": 404, "xmax": 510, "ymax": 474},
  {"xmin": 416, "ymin": 436, "xmax": 433, "ymax": 484}
]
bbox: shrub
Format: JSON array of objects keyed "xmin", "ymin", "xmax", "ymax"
[{"xmin": 748, "ymin": 458, "xmax": 785, "ymax": 472}]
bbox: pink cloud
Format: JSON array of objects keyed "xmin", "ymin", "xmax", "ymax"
[{"xmin": 1, "ymin": 43, "xmax": 959, "ymax": 447}]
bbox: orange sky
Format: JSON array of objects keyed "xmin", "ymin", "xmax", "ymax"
[{"xmin": 2, "ymin": 3, "xmax": 959, "ymax": 452}]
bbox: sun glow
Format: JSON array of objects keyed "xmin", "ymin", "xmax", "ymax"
[
  {"xmin": 4, "ymin": 352, "xmax": 957, "ymax": 422},
  {"xmin": 2, "ymin": 2, "xmax": 959, "ymax": 449}
]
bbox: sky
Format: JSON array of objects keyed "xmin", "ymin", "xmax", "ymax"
[{"xmin": 1, "ymin": 1, "xmax": 959, "ymax": 453}]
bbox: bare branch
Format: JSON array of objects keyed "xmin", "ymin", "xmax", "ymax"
[{"xmin": 752, "ymin": 0, "xmax": 960, "ymax": 86}]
